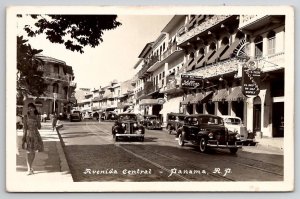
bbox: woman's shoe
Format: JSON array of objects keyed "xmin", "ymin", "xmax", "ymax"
[{"xmin": 27, "ymin": 168, "xmax": 34, "ymax": 175}]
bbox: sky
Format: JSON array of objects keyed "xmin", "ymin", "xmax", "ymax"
[{"xmin": 17, "ymin": 15, "xmax": 173, "ymax": 90}]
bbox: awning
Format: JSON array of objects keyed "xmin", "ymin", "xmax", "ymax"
[
  {"xmin": 206, "ymin": 45, "xmax": 229, "ymax": 65},
  {"xmin": 219, "ymin": 39, "xmax": 240, "ymax": 61},
  {"xmin": 195, "ymin": 50, "xmax": 215, "ymax": 68},
  {"xmin": 226, "ymin": 87, "xmax": 247, "ymax": 101},
  {"xmin": 190, "ymin": 93, "xmax": 205, "ymax": 104},
  {"xmin": 140, "ymin": 99, "xmax": 160, "ymax": 106},
  {"xmin": 212, "ymin": 89, "xmax": 229, "ymax": 102},
  {"xmin": 200, "ymin": 91, "xmax": 213, "ymax": 103},
  {"xmin": 181, "ymin": 95, "xmax": 195, "ymax": 105},
  {"xmin": 159, "ymin": 96, "xmax": 182, "ymax": 115}
]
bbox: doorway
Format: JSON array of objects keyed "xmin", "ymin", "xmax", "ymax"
[
  {"xmin": 253, "ymin": 97, "xmax": 261, "ymax": 132},
  {"xmin": 272, "ymin": 102, "xmax": 284, "ymax": 137}
]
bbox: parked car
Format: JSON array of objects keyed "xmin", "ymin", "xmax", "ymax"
[
  {"xmin": 141, "ymin": 115, "xmax": 163, "ymax": 130},
  {"xmin": 100, "ymin": 111, "xmax": 118, "ymax": 121},
  {"xmin": 69, "ymin": 110, "xmax": 82, "ymax": 122},
  {"xmin": 176, "ymin": 114, "xmax": 242, "ymax": 154},
  {"xmin": 220, "ymin": 115, "xmax": 255, "ymax": 145},
  {"xmin": 166, "ymin": 113, "xmax": 186, "ymax": 134},
  {"xmin": 83, "ymin": 111, "xmax": 93, "ymax": 120},
  {"xmin": 112, "ymin": 113, "xmax": 145, "ymax": 141}
]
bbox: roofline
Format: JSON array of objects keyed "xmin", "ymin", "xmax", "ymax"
[
  {"xmin": 138, "ymin": 42, "xmax": 154, "ymax": 58},
  {"xmin": 133, "ymin": 58, "xmax": 143, "ymax": 69}
]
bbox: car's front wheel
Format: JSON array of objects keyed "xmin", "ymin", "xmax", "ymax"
[
  {"xmin": 229, "ymin": 148, "xmax": 238, "ymax": 154},
  {"xmin": 178, "ymin": 132, "xmax": 185, "ymax": 146},
  {"xmin": 199, "ymin": 137, "xmax": 208, "ymax": 153}
]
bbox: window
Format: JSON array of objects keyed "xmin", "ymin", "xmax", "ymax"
[
  {"xmin": 254, "ymin": 36, "xmax": 263, "ymax": 58},
  {"xmin": 53, "ymin": 83, "xmax": 59, "ymax": 93},
  {"xmin": 162, "ymin": 71, "xmax": 165, "ymax": 77},
  {"xmin": 267, "ymin": 31, "xmax": 276, "ymax": 55},
  {"xmin": 159, "ymin": 73, "xmax": 161, "ymax": 80},
  {"xmin": 53, "ymin": 64, "xmax": 59, "ymax": 74}
]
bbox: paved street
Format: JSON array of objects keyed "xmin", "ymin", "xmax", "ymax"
[{"xmin": 58, "ymin": 120, "xmax": 283, "ymax": 182}]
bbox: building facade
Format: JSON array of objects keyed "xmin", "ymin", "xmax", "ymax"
[{"xmin": 22, "ymin": 55, "xmax": 76, "ymax": 117}]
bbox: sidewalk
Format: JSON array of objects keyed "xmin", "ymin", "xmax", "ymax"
[
  {"xmin": 241, "ymin": 137, "xmax": 284, "ymax": 155},
  {"xmin": 16, "ymin": 120, "xmax": 73, "ymax": 182}
]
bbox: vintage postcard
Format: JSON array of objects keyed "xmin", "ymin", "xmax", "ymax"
[{"xmin": 6, "ymin": 6, "xmax": 294, "ymax": 192}]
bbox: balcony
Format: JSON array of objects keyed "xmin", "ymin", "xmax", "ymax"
[
  {"xmin": 144, "ymin": 81, "xmax": 159, "ymax": 96},
  {"xmin": 186, "ymin": 58, "xmax": 239, "ymax": 78},
  {"xmin": 177, "ymin": 15, "xmax": 232, "ymax": 45},
  {"xmin": 239, "ymin": 15, "xmax": 284, "ymax": 32},
  {"xmin": 43, "ymin": 71, "xmax": 69, "ymax": 82},
  {"xmin": 138, "ymin": 55, "xmax": 160, "ymax": 79},
  {"xmin": 41, "ymin": 92, "xmax": 67, "ymax": 101},
  {"xmin": 256, "ymin": 52, "xmax": 285, "ymax": 72},
  {"xmin": 70, "ymin": 81, "xmax": 77, "ymax": 87}
]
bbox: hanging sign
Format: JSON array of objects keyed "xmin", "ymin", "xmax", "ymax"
[
  {"xmin": 180, "ymin": 75, "xmax": 203, "ymax": 89},
  {"xmin": 242, "ymin": 61, "xmax": 261, "ymax": 97}
]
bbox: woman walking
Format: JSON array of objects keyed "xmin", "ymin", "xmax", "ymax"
[{"xmin": 22, "ymin": 103, "xmax": 44, "ymax": 175}]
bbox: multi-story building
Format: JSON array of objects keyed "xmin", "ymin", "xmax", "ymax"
[
  {"xmin": 116, "ymin": 80, "xmax": 134, "ymax": 113},
  {"xmin": 175, "ymin": 14, "xmax": 285, "ymax": 138},
  {"xmin": 22, "ymin": 55, "xmax": 76, "ymax": 117}
]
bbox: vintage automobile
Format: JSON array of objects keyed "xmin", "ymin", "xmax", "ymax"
[
  {"xmin": 100, "ymin": 111, "xmax": 118, "ymax": 121},
  {"xmin": 141, "ymin": 115, "xmax": 163, "ymax": 130},
  {"xmin": 177, "ymin": 114, "xmax": 242, "ymax": 154},
  {"xmin": 112, "ymin": 113, "xmax": 145, "ymax": 141},
  {"xmin": 220, "ymin": 115, "xmax": 254, "ymax": 144},
  {"xmin": 166, "ymin": 113, "xmax": 186, "ymax": 134},
  {"xmin": 69, "ymin": 110, "xmax": 81, "ymax": 122}
]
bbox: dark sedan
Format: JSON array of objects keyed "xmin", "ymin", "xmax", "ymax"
[{"xmin": 112, "ymin": 113, "xmax": 145, "ymax": 142}]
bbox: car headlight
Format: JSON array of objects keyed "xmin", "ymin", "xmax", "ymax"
[
  {"xmin": 208, "ymin": 132, "xmax": 214, "ymax": 139},
  {"xmin": 133, "ymin": 123, "xmax": 137, "ymax": 127},
  {"xmin": 235, "ymin": 134, "xmax": 241, "ymax": 140},
  {"xmin": 122, "ymin": 123, "xmax": 125, "ymax": 127}
]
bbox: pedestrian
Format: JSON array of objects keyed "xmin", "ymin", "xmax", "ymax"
[
  {"xmin": 22, "ymin": 103, "xmax": 44, "ymax": 175},
  {"xmin": 42, "ymin": 112, "xmax": 47, "ymax": 122},
  {"xmin": 52, "ymin": 112, "xmax": 58, "ymax": 131}
]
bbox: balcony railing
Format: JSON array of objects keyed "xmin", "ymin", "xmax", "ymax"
[
  {"xmin": 186, "ymin": 58, "xmax": 239, "ymax": 78},
  {"xmin": 144, "ymin": 81, "xmax": 159, "ymax": 95},
  {"xmin": 177, "ymin": 15, "xmax": 232, "ymax": 45},
  {"xmin": 161, "ymin": 43, "xmax": 180, "ymax": 61},
  {"xmin": 138, "ymin": 55, "xmax": 160, "ymax": 79},
  {"xmin": 239, "ymin": 15, "xmax": 267, "ymax": 29},
  {"xmin": 256, "ymin": 52, "xmax": 285, "ymax": 72},
  {"xmin": 43, "ymin": 71, "xmax": 69, "ymax": 81},
  {"xmin": 42, "ymin": 92, "xmax": 67, "ymax": 100}
]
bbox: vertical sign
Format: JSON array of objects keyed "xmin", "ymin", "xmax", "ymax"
[{"xmin": 242, "ymin": 62, "xmax": 261, "ymax": 97}]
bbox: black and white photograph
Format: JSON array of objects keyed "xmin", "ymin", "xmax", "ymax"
[{"xmin": 6, "ymin": 6, "xmax": 294, "ymax": 192}]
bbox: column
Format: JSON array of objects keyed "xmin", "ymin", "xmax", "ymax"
[
  {"xmin": 249, "ymin": 37, "xmax": 256, "ymax": 57},
  {"xmin": 275, "ymin": 26, "xmax": 285, "ymax": 53},
  {"xmin": 262, "ymin": 33, "xmax": 268, "ymax": 57},
  {"xmin": 215, "ymin": 102, "xmax": 219, "ymax": 116},
  {"xmin": 246, "ymin": 97, "xmax": 254, "ymax": 133},
  {"xmin": 193, "ymin": 103, "xmax": 196, "ymax": 114}
]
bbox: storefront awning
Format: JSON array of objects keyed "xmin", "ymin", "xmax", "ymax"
[
  {"xmin": 212, "ymin": 89, "xmax": 229, "ymax": 102},
  {"xmin": 200, "ymin": 91, "xmax": 214, "ymax": 103},
  {"xmin": 140, "ymin": 99, "xmax": 160, "ymax": 106},
  {"xmin": 159, "ymin": 96, "xmax": 182, "ymax": 116},
  {"xmin": 226, "ymin": 87, "xmax": 246, "ymax": 101},
  {"xmin": 190, "ymin": 93, "xmax": 204, "ymax": 104},
  {"xmin": 181, "ymin": 95, "xmax": 195, "ymax": 105}
]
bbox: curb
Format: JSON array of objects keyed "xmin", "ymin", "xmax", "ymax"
[{"xmin": 55, "ymin": 127, "xmax": 74, "ymax": 181}]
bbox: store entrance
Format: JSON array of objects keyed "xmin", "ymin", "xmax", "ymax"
[
  {"xmin": 206, "ymin": 102, "xmax": 215, "ymax": 115},
  {"xmin": 253, "ymin": 97, "xmax": 261, "ymax": 133},
  {"xmin": 272, "ymin": 102, "xmax": 284, "ymax": 137}
]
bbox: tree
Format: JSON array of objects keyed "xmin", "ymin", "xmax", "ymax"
[
  {"xmin": 20, "ymin": 14, "xmax": 122, "ymax": 53},
  {"xmin": 17, "ymin": 36, "xmax": 47, "ymax": 100},
  {"xmin": 17, "ymin": 15, "xmax": 121, "ymax": 100}
]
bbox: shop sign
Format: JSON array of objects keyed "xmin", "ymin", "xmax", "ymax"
[
  {"xmin": 242, "ymin": 64, "xmax": 261, "ymax": 97},
  {"xmin": 181, "ymin": 75, "xmax": 203, "ymax": 89}
]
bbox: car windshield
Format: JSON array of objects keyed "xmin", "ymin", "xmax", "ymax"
[
  {"xmin": 199, "ymin": 116, "xmax": 224, "ymax": 125},
  {"xmin": 146, "ymin": 116, "xmax": 157, "ymax": 120},
  {"xmin": 119, "ymin": 114, "xmax": 137, "ymax": 121},
  {"xmin": 224, "ymin": 118, "xmax": 241, "ymax": 125}
]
